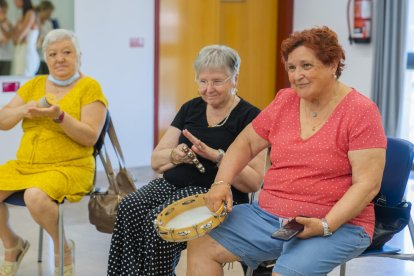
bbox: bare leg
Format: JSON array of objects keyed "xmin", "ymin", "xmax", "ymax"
[
  {"xmin": 0, "ymin": 191, "xmax": 22, "ymax": 262},
  {"xmin": 24, "ymin": 188, "xmax": 72, "ymax": 266},
  {"xmin": 187, "ymin": 235, "xmax": 239, "ymax": 276}
]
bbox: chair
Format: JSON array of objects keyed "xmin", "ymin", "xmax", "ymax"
[
  {"xmin": 245, "ymin": 137, "xmax": 414, "ymax": 276},
  {"xmin": 3, "ymin": 111, "xmax": 111, "ymax": 276},
  {"xmin": 339, "ymin": 137, "xmax": 414, "ymax": 275}
]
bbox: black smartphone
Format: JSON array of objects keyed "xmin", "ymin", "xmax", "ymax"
[{"xmin": 271, "ymin": 217, "xmax": 304, "ymax": 241}]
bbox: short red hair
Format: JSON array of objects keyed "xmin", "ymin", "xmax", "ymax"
[{"xmin": 280, "ymin": 26, "xmax": 345, "ymax": 78}]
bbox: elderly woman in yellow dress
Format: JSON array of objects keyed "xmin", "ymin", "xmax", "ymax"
[{"xmin": 0, "ymin": 29, "xmax": 107, "ymax": 276}]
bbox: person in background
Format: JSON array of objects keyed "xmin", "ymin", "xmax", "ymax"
[
  {"xmin": 107, "ymin": 45, "xmax": 266, "ymax": 275},
  {"xmin": 11, "ymin": 0, "xmax": 40, "ymax": 76},
  {"xmin": 186, "ymin": 26, "xmax": 386, "ymax": 276},
  {"xmin": 36, "ymin": 0, "xmax": 55, "ymax": 75},
  {"xmin": 0, "ymin": 29, "xmax": 107, "ymax": 276},
  {"xmin": 0, "ymin": 0, "xmax": 13, "ymax": 75}
]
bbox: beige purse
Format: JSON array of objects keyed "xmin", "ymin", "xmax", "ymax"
[{"xmin": 88, "ymin": 119, "xmax": 136, "ymax": 234}]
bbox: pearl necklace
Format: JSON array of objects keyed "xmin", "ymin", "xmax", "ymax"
[{"xmin": 48, "ymin": 72, "xmax": 80, "ymax": 87}]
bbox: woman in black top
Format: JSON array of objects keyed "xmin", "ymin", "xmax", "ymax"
[{"xmin": 107, "ymin": 45, "xmax": 266, "ymax": 276}]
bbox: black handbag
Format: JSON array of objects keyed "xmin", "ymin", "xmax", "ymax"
[{"xmin": 367, "ymin": 194, "xmax": 412, "ymax": 250}]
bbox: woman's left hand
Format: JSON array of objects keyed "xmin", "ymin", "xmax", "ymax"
[
  {"xmin": 204, "ymin": 182, "xmax": 233, "ymax": 212},
  {"xmin": 25, "ymin": 104, "xmax": 61, "ymax": 120},
  {"xmin": 295, "ymin": 216, "xmax": 325, "ymax": 239},
  {"xmin": 183, "ymin": 129, "xmax": 218, "ymax": 162}
]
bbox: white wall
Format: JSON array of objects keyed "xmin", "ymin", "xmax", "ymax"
[
  {"xmin": 75, "ymin": 0, "xmax": 155, "ymax": 168},
  {"xmin": 0, "ymin": 76, "xmax": 31, "ymax": 164},
  {"xmin": 293, "ymin": 0, "xmax": 375, "ymax": 98}
]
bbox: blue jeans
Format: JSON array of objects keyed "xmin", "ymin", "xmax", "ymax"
[{"xmin": 209, "ymin": 201, "xmax": 371, "ymax": 276}]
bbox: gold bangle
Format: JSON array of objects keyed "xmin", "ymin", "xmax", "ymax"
[
  {"xmin": 211, "ymin": 180, "xmax": 231, "ymax": 189},
  {"xmin": 170, "ymin": 149, "xmax": 180, "ymax": 165}
]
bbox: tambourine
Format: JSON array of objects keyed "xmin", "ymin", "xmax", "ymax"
[{"xmin": 154, "ymin": 194, "xmax": 227, "ymax": 242}]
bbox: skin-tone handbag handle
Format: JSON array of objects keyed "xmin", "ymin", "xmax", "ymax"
[
  {"xmin": 107, "ymin": 119, "xmax": 127, "ymax": 170},
  {"xmin": 98, "ymin": 143, "xmax": 121, "ymax": 195}
]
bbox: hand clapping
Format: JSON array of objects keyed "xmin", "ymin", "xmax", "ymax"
[{"xmin": 23, "ymin": 100, "xmax": 61, "ymax": 120}]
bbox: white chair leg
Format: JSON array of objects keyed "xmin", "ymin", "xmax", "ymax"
[
  {"xmin": 340, "ymin": 263, "xmax": 346, "ymax": 276},
  {"xmin": 37, "ymin": 227, "xmax": 43, "ymax": 262},
  {"xmin": 58, "ymin": 203, "xmax": 64, "ymax": 276},
  {"xmin": 245, "ymin": 266, "xmax": 254, "ymax": 276},
  {"xmin": 408, "ymin": 216, "xmax": 414, "ymax": 247}
]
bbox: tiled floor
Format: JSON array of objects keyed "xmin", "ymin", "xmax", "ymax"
[{"xmin": 2, "ymin": 168, "xmax": 414, "ymax": 276}]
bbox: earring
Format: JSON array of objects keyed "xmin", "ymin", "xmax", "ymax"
[
  {"xmin": 333, "ymin": 73, "xmax": 337, "ymax": 79},
  {"xmin": 232, "ymin": 88, "xmax": 238, "ymax": 95}
]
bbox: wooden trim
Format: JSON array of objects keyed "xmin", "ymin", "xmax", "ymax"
[
  {"xmin": 153, "ymin": 0, "xmax": 160, "ymax": 148},
  {"xmin": 276, "ymin": 0, "xmax": 293, "ymax": 92}
]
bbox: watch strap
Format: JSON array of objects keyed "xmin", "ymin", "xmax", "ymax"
[
  {"xmin": 321, "ymin": 218, "xmax": 332, "ymax": 236},
  {"xmin": 53, "ymin": 111, "xmax": 65, "ymax": 123},
  {"xmin": 216, "ymin": 149, "xmax": 225, "ymax": 166}
]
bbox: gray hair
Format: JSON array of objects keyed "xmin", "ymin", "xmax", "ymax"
[
  {"xmin": 42, "ymin": 29, "xmax": 81, "ymax": 62},
  {"xmin": 194, "ymin": 45, "xmax": 241, "ymax": 79}
]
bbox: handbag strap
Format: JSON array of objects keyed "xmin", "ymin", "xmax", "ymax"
[
  {"xmin": 98, "ymin": 142, "xmax": 121, "ymax": 195},
  {"xmin": 108, "ymin": 119, "xmax": 126, "ymax": 170}
]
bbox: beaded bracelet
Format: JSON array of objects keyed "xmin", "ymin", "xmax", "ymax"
[{"xmin": 211, "ymin": 180, "xmax": 231, "ymax": 189}]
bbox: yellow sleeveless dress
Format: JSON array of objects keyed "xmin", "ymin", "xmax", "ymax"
[{"xmin": 0, "ymin": 75, "xmax": 108, "ymax": 202}]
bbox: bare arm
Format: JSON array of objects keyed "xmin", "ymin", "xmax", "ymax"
[
  {"xmin": 205, "ymin": 124, "xmax": 270, "ymax": 212},
  {"xmin": 56, "ymin": 102, "xmax": 107, "ymax": 146},
  {"xmin": 0, "ymin": 19, "xmax": 13, "ymax": 41},
  {"xmin": 13, "ymin": 10, "xmax": 36, "ymax": 44},
  {"xmin": 0, "ymin": 93, "xmax": 107, "ymax": 146},
  {"xmin": 151, "ymin": 126, "xmax": 228, "ymax": 173},
  {"xmin": 151, "ymin": 126, "xmax": 182, "ymax": 173},
  {"xmin": 296, "ymin": 147, "xmax": 386, "ymax": 238},
  {"xmin": 0, "ymin": 94, "xmax": 32, "ymax": 130},
  {"xmin": 183, "ymin": 128, "xmax": 266, "ymax": 193},
  {"xmin": 151, "ymin": 124, "xmax": 266, "ymax": 195},
  {"xmin": 28, "ymin": 102, "xmax": 107, "ymax": 146}
]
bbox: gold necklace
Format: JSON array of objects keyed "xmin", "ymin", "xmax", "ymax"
[{"xmin": 208, "ymin": 95, "xmax": 236, "ymax": 128}]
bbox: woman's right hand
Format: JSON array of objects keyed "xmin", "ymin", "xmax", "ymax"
[{"xmin": 19, "ymin": 101, "xmax": 38, "ymax": 118}]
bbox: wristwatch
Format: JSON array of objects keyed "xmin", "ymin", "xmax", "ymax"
[
  {"xmin": 215, "ymin": 149, "xmax": 225, "ymax": 166},
  {"xmin": 321, "ymin": 218, "xmax": 333, "ymax": 236},
  {"xmin": 53, "ymin": 111, "xmax": 65, "ymax": 123}
]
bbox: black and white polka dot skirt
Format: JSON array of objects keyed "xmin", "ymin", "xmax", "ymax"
[{"xmin": 107, "ymin": 178, "xmax": 209, "ymax": 276}]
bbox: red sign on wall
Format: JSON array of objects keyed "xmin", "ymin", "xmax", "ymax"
[
  {"xmin": 129, "ymin": 37, "xmax": 144, "ymax": 48},
  {"xmin": 2, "ymin": 82, "xmax": 20, "ymax": 93}
]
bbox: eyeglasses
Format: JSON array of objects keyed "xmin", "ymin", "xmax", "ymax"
[{"xmin": 196, "ymin": 76, "xmax": 231, "ymax": 89}]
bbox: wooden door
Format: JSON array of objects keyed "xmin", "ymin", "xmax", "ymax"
[{"xmin": 158, "ymin": 0, "xmax": 278, "ymax": 141}]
